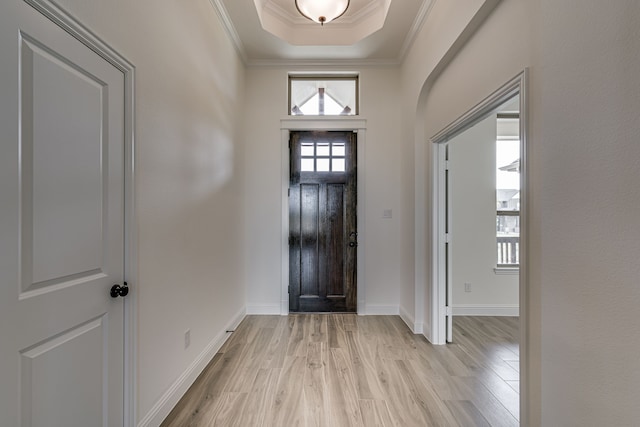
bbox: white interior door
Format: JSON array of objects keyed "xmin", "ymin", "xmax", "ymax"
[{"xmin": 0, "ymin": 2, "xmax": 127, "ymax": 426}]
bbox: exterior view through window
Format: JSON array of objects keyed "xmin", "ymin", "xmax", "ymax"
[
  {"xmin": 289, "ymin": 75, "xmax": 358, "ymax": 116},
  {"xmin": 496, "ymin": 113, "xmax": 520, "ymax": 267}
]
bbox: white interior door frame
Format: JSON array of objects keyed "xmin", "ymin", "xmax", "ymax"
[
  {"xmin": 430, "ymin": 69, "xmax": 529, "ymax": 421},
  {"xmin": 25, "ymin": 1, "xmax": 137, "ymax": 425},
  {"xmin": 280, "ymin": 117, "xmax": 367, "ymax": 315}
]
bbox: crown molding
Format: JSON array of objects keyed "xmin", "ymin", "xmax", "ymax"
[
  {"xmin": 246, "ymin": 57, "xmax": 401, "ymax": 69},
  {"xmin": 398, "ymin": 0, "xmax": 435, "ymax": 62},
  {"xmin": 208, "ymin": 0, "xmax": 249, "ymax": 64}
]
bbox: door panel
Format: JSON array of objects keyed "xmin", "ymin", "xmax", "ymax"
[
  {"xmin": 326, "ymin": 184, "xmax": 345, "ymax": 297},
  {"xmin": 300, "ymin": 184, "xmax": 320, "ymax": 297},
  {"xmin": 289, "ymin": 131, "xmax": 357, "ymax": 312},
  {"xmin": 21, "ymin": 33, "xmax": 107, "ymax": 294},
  {"xmin": 21, "ymin": 317, "xmax": 107, "ymax": 427},
  {"xmin": 0, "ymin": 2, "xmax": 126, "ymax": 426}
]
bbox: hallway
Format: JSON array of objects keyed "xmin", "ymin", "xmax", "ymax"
[{"xmin": 162, "ymin": 315, "xmax": 519, "ymax": 426}]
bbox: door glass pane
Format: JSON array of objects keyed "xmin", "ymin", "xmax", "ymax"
[
  {"xmin": 332, "ymin": 158, "xmax": 345, "ymax": 172},
  {"xmin": 332, "ymin": 143, "xmax": 345, "ymax": 156},
  {"xmin": 301, "ymin": 159, "xmax": 314, "ymax": 172},
  {"xmin": 316, "ymin": 143, "xmax": 330, "ymax": 156},
  {"xmin": 301, "ymin": 143, "xmax": 315, "ymax": 156},
  {"xmin": 317, "ymin": 158, "xmax": 330, "ymax": 172}
]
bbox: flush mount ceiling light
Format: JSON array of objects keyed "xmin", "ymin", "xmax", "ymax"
[{"xmin": 295, "ymin": 0, "xmax": 350, "ymax": 25}]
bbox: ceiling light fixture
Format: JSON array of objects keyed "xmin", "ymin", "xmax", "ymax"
[{"xmin": 295, "ymin": 0, "xmax": 350, "ymax": 26}]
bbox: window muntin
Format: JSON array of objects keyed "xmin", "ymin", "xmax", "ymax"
[
  {"xmin": 289, "ymin": 76, "xmax": 358, "ymax": 116},
  {"xmin": 300, "ymin": 141, "xmax": 346, "ymax": 172}
]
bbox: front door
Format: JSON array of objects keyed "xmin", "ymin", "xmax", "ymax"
[
  {"xmin": 289, "ymin": 131, "xmax": 357, "ymax": 312},
  {"xmin": 0, "ymin": 2, "xmax": 127, "ymax": 425}
]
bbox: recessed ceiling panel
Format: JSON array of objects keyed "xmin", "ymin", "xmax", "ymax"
[{"xmin": 218, "ymin": 0, "xmax": 431, "ymax": 64}]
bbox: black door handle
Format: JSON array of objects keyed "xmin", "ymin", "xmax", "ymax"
[
  {"xmin": 110, "ymin": 282, "xmax": 129, "ymax": 298},
  {"xmin": 349, "ymin": 241, "xmax": 358, "ymax": 248}
]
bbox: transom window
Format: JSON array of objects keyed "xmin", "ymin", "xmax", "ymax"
[
  {"xmin": 300, "ymin": 141, "xmax": 346, "ymax": 172},
  {"xmin": 289, "ymin": 75, "xmax": 358, "ymax": 116}
]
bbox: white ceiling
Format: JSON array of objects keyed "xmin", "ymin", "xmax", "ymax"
[{"xmin": 211, "ymin": 0, "xmax": 434, "ymax": 66}]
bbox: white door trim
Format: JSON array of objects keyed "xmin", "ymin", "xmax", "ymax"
[
  {"xmin": 281, "ymin": 117, "xmax": 367, "ymax": 315},
  {"xmin": 24, "ymin": 1, "xmax": 137, "ymax": 425},
  {"xmin": 430, "ymin": 70, "xmax": 529, "ymax": 423}
]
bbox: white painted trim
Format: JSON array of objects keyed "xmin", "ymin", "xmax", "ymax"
[
  {"xmin": 207, "ymin": 0, "xmax": 248, "ymax": 64},
  {"xmin": 398, "ymin": 0, "xmax": 436, "ymax": 62},
  {"xmin": 431, "ymin": 143, "xmax": 447, "ymax": 345},
  {"xmin": 21, "ymin": 1, "xmax": 138, "ymax": 425},
  {"xmin": 399, "ymin": 305, "xmax": 423, "ymax": 334},
  {"xmin": 518, "ymin": 68, "xmax": 531, "ymax": 427},
  {"xmin": 413, "ymin": 322, "xmax": 424, "ymax": 334},
  {"xmin": 399, "ymin": 305, "xmax": 414, "ymax": 329},
  {"xmin": 413, "ymin": 138, "xmax": 427, "ymax": 340},
  {"xmin": 494, "ymin": 267, "xmax": 519, "ymax": 275},
  {"xmin": 249, "ymin": 58, "xmax": 403, "ymax": 69},
  {"xmin": 246, "ymin": 305, "xmax": 282, "ymax": 315},
  {"xmin": 452, "ymin": 305, "xmax": 520, "ymax": 317},
  {"xmin": 365, "ymin": 305, "xmax": 399, "ymax": 315},
  {"xmin": 280, "ymin": 117, "xmax": 367, "ymax": 316},
  {"xmin": 137, "ymin": 308, "xmax": 246, "ymax": 427},
  {"xmin": 281, "ymin": 117, "xmax": 367, "ymax": 130},
  {"xmin": 280, "ymin": 128, "xmax": 290, "ymax": 316}
]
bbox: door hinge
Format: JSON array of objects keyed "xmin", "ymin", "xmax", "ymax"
[
  {"xmin": 445, "ymin": 160, "xmax": 451, "ymax": 171},
  {"xmin": 445, "ymin": 233, "xmax": 451, "ymax": 243},
  {"xmin": 445, "ymin": 306, "xmax": 453, "ymax": 316}
]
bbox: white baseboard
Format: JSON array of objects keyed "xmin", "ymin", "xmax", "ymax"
[
  {"xmin": 452, "ymin": 304, "xmax": 519, "ymax": 316},
  {"xmin": 246, "ymin": 304, "xmax": 282, "ymax": 315},
  {"xmin": 399, "ymin": 305, "xmax": 423, "ymax": 334},
  {"xmin": 365, "ymin": 304, "xmax": 399, "ymax": 315},
  {"xmin": 137, "ymin": 307, "xmax": 246, "ymax": 427}
]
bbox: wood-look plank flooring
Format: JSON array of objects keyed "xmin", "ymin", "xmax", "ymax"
[{"xmin": 161, "ymin": 315, "xmax": 519, "ymax": 427}]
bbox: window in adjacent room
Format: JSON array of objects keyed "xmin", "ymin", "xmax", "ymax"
[
  {"xmin": 496, "ymin": 113, "xmax": 520, "ymax": 268},
  {"xmin": 289, "ymin": 75, "xmax": 358, "ymax": 116}
]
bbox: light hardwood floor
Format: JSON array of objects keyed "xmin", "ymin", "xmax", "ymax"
[{"xmin": 161, "ymin": 315, "xmax": 519, "ymax": 427}]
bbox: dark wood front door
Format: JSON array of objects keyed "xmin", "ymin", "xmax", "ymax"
[{"xmin": 289, "ymin": 131, "xmax": 357, "ymax": 312}]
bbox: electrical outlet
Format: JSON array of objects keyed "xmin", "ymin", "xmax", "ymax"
[
  {"xmin": 184, "ymin": 329, "xmax": 191, "ymax": 349},
  {"xmin": 464, "ymin": 282, "xmax": 472, "ymax": 293}
]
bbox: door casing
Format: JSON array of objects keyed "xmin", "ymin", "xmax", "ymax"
[{"xmin": 280, "ymin": 118, "xmax": 367, "ymax": 315}]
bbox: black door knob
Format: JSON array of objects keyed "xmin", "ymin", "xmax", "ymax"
[
  {"xmin": 349, "ymin": 241, "xmax": 358, "ymax": 248},
  {"xmin": 110, "ymin": 282, "xmax": 129, "ymax": 298}
]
